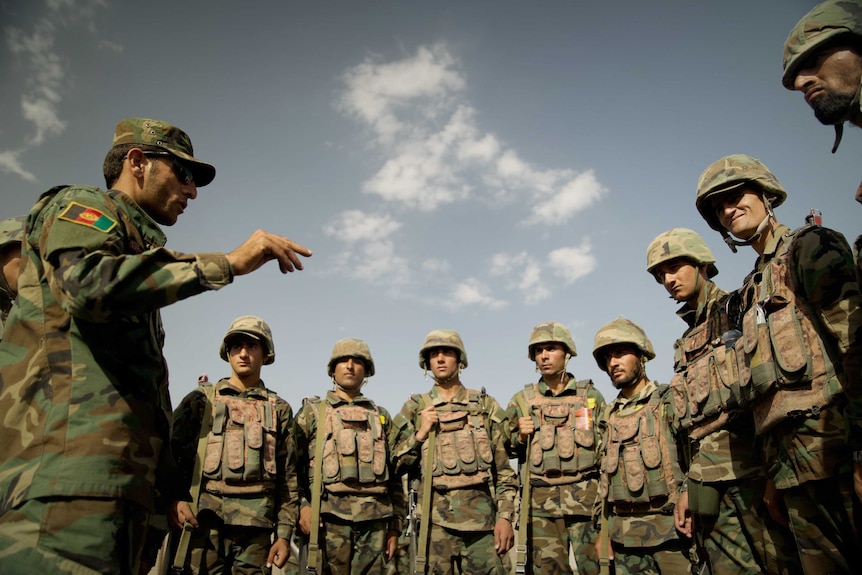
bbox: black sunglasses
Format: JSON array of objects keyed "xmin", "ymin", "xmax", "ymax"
[{"xmin": 143, "ymin": 151, "xmax": 195, "ymax": 185}]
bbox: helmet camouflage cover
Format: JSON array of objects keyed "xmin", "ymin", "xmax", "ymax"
[
  {"xmin": 783, "ymin": 0, "xmax": 862, "ymax": 89},
  {"xmin": 419, "ymin": 329, "xmax": 468, "ymax": 370},
  {"xmin": 695, "ymin": 154, "xmax": 787, "ymax": 231},
  {"xmin": 528, "ymin": 321, "xmax": 577, "ymax": 360},
  {"xmin": 219, "ymin": 315, "xmax": 276, "ymax": 365},
  {"xmin": 0, "ymin": 216, "xmax": 25, "ymax": 250},
  {"xmin": 328, "ymin": 338, "xmax": 375, "ymax": 377},
  {"xmin": 592, "ymin": 317, "xmax": 656, "ymax": 372},
  {"xmin": 646, "ymin": 228, "xmax": 718, "ymax": 281}
]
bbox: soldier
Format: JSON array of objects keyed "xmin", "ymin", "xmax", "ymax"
[
  {"xmin": 695, "ymin": 153, "xmax": 862, "ymax": 573},
  {"xmin": 391, "ymin": 329, "xmax": 516, "ymax": 575},
  {"xmin": 646, "ymin": 228, "xmax": 796, "ymax": 574},
  {"xmin": 591, "ymin": 318, "xmax": 690, "ymax": 575},
  {"xmin": 170, "ymin": 316, "xmax": 297, "ymax": 574},
  {"xmin": 782, "ymin": 0, "xmax": 862, "ymax": 200},
  {"xmin": 506, "ymin": 322, "xmax": 605, "ymax": 575},
  {"xmin": 0, "ymin": 215, "xmax": 25, "ymax": 339},
  {"xmin": 0, "ymin": 117, "xmax": 311, "ymax": 574},
  {"xmin": 289, "ymin": 338, "xmax": 404, "ymax": 575}
]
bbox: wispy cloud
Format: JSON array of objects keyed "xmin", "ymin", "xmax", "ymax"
[
  {"xmin": 2, "ymin": 0, "xmax": 112, "ymax": 180},
  {"xmin": 446, "ymin": 278, "xmax": 508, "ymax": 310},
  {"xmin": 323, "ymin": 210, "xmax": 410, "ymax": 286}
]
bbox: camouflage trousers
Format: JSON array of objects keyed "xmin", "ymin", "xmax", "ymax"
[
  {"xmin": 283, "ymin": 517, "xmax": 390, "ymax": 575},
  {"xmin": 0, "ymin": 495, "xmax": 149, "ymax": 575},
  {"xmin": 782, "ymin": 474, "xmax": 862, "ymax": 575},
  {"xmin": 422, "ymin": 523, "xmax": 505, "ymax": 575},
  {"xmin": 186, "ymin": 511, "xmax": 273, "ymax": 574},
  {"xmin": 696, "ymin": 478, "xmax": 799, "ymax": 575},
  {"xmin": 610, "ymin": 539, "xmax": 692, "ymax": 575},
  {"xmin": 529, "ymin": 515, "xmax": 598, "ymax": 575}
]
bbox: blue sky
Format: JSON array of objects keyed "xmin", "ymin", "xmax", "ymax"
[{"xmin": 2, "ymin": 0, "xmax": 858, "ymax": 413}]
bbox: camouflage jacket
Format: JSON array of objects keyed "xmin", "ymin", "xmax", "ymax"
[
  {"xmin": 295, "ymin": 391, "xmax": 405, "ymax": 531},
  {"xmin": 172, "ymin": 378, "xmax": 298, "ymax": 541},
  {"xmin": 743, "ymin": 224, "xmax": 862, "ymax": 488},
  {"xmin": 391, "ymin": 384, "xmax": 517, "ymax": 531},
  {"xmin": 599, "ymin": 381, "xmax": 686, "ymax": 547},
  {"xmin": 507, "ymin": 376, "xmax": 605, "ymax": 518},
  {"xmin": 0, "ymin": 186, "xmax": 232, "ymax": 513},
  {"xmin": 674, "ymin": 280, "xmax": 762, "ymax": 483}
]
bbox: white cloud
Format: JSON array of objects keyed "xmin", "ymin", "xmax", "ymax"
[
  {"xmin": 489, "ymin": 251, "xmax": 550, "ymax": 304},
  {"xmin": 446, "ymin": 278, "xmax": 507, "ymax": 310},
  {"xmin": 421, "ymin": 258, "xmax": 450, "ymax": 273},
  {"xmin": 0, "ymin": 150, "xmax": 37, "ymax": 182},
  {"xmin": 322, "ymin": 210, "xmax": 401, "ymax": 243},
  {"xmin": 547, "ymin": 240, "xmax": 596, "ymax": 283},
  {"xmin": 526, "ymin": 170, "xmax": 608, "ymax": 226}
]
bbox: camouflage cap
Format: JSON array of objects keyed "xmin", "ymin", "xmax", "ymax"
[
  {"xmin": 783, "ymin": 0, "xmax": 862, "ymax": 90},
  {"xmin": 592, "ymin": 317, "xmax": 655, "ymax": 372},
  {"xmin": 695, "ymin": 154, "xmax": 787, "ymax": 231},
  {"xmin": 419, "ymin": 329, "xmax": 468, "ymax": 370},
  {"xmin": 112, "ymin": 118, "xmax": 216, "ymax": 187},
  {"xmin": 528, "ymin": 322, "xmax": 577, "ymax": 360},
  {"xmin": 0, "ymin": 215, "xmax": 25, "ymax": 249},
  {"xmin": 328, "ymin": 338, "xmax": 375, "ymax": 377},
  {"xmin": 219, "ymin": 315, "xmax": 275, "ymax": 365},
  {"xmin": 646, "ymin": 228, "xmax": 718, "ymax": 281}
]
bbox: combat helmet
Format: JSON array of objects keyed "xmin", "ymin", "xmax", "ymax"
[
  {"xmin": 528, "ymin": 322, "xmax": 577, "ymax": 361},
  {"xmin": 419, "ymin": 329, "xmax": 468, "ymax": 370},
  {"xmin": 328, "ymin": 338, "xmax": 375, "ymax": 377},
  {"xmin": 0, "ymin": 216, "xmax": 25, "ymax": 251},
  {"xmin": 219, "ymin": 315, "xmax": 276, "ymax": 365},
  {"xmin": 783, "ymin": 0, "xmax": 862, "ymax": 90},
  {"xmin": 646, "ymin": 228, "xmax": 718, "ymax": 282},
  {"xmin": 592, "ymin": 318, "xmax": 655, "ymax": 372}
]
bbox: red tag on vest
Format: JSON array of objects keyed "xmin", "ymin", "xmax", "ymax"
[{"xmin": 574, "ymin": 407, "xmax": 592, "ymax": 430}]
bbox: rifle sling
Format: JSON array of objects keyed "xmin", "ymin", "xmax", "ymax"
[
  {"xmin": 514, "ymin": 393, "xmax": 531, "ymax": 575},
  {"xmin": 414, "ymin": 394, "xmax": 435, "ymax": 575},
  {"xmin": 307, "ymin": 399, "xmax": 328, "ymax": 575}
]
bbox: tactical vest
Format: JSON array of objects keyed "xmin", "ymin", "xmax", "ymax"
[
  {"xmin": 601, "ymin": 386, "xmax": 681, "ymax": 512},
  {"xmin": 740, "ymin": 226, "xmax": 841, "ymax": 434},
  {"xmin": 419, "ymin": 390, "xmax": 495, "ymax": 490},
  {"xmin": 310, "ymin": 399, "xmax": 389, "ymax": 495},
  {"xmin": 202, "ymin": 386, "xmax": 280, "ymax": 495},
  {"xmin": 670, "ymin": 292, "xmax": 751, "ymax": 440},
  {"xmin": 524, "ymin": 381, "xmax": 598, "ymax": 485}
]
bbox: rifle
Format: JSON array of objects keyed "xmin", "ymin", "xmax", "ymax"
[
  {"xmin": 290, "ymin": 531, "xmax": 310, "ymax": 575},
  {"xmin": 406, "ymin": 477, "xmax": 420, "ymax": 574}
]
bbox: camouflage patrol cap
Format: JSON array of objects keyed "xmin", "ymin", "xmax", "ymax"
[
  {"xmin": 419, "ymin": 329, "xmax": 468, "ymax": 370},
  {"xmin": 328, "ymin": 338, "xmax": 375, "ymax": 377},
  {"xmin": 219, "ymin": 315, "xmax": 276, "ymax": 365},
  {"xmin": 592, "ymin": 317, "xmax": 655, "ymax": 372},
  {"xmin": 0, "ymin": 215, "xmax": 25, "ymax": 249},
  {"xmin": 695, "ymin": 154, "xmax": 787, "ymax": 231},
  {"xmin": 782, "ymin": 0, "xmax": 862, "ymax": 89},
  {"xmin": 112, "ymin": 118, "xmax": 216, "ymax": 187},
  {"xmin": 528, "ymin": 322, "xmax": 577, "ymax": 361},
  {"xmin": 646, "ymin": 228, "xmax": 718, "ymax": 281}
]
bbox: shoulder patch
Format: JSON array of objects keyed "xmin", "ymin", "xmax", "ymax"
[
  {"xmin": 587, "ymin": 397, "xmax": 597, "ymax": 410},
  {"xmin": 58, "ymin": 202, "xmax": 117, "ymax": 233}
]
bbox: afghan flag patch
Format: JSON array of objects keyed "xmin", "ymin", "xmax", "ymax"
[{"xmin": 58, "ymin": 202, "xmax": 118, "ymax": 233}]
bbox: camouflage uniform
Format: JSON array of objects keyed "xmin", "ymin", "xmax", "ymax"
[
  {"xmin": 0, "ymin": 122, "xmax": 227, "ymax": 573},
  {"xmin": 647, "ymin": 228, "xmax": 797, "ymax": 575},
  {"xmin": 591, "ymin": 318, "xmax": 691, "ymax": 575},
  {"xmin": 506, "ymin": 322, "xmax": 603, "ymax": 575},
  {"xmin": 696, "ymin": 154, "xmax": 862, "ymax": 574},
  {"xmin": 0, "ymin": 215, "xmax": 25, "ymax": 340},
  {"xmin": 392, "ymin": 331, "xmax": 516, "ymax": 575},
  {"xmin": 289, "ymin": 389, "xmax": 404, "ymax": 575}
]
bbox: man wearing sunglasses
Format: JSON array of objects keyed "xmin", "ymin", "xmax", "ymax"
[{"xmin": 0, "ymin": 118, "xmax": 312, "ymax": 574}]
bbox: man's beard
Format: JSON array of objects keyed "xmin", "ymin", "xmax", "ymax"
[{"xmin": 812, "ymin": 91, "xmax": 856, "ymax": 125}]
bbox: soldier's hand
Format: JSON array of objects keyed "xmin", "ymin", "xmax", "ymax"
[
  {"xmin": 854, "ymin": 462, "xmax": 862, "ymax": 502},
  {"xmin": 169, "ymin": 500, "xmax": 198, "ymax": 530},
  {"xmin": 415, "ymin": 405, "xmax": 438, "ymax": 441},
  {"xmin": 763, "ymin": 478, "xmax": 788, "ymax": 527},
  {"xmin": 226, "ymin": 229, "xmax": 312, "ymax": 276},
  {"xmin": 673, "ymin": 491, "xmax": 692, "ymax": 538},
  {"xmin": 518, "ymin": 416, "xmax": 534, "ymax": 443},
  {"xmin": 267, "ymin": 537, "xmax": 290, "ymax": 569},
  {"xmin": 298, "ymin": 505, "xmax": 313, "ymax": 535},
  {"xmin": 385, "ymin": 529, "xmax": 399, "ymax": 560},
  {"xmin": 494, "ymin": 517, "xmax": 514, "ymax": 554}
]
